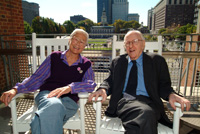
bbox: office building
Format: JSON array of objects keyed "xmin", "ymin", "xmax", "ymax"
[
  {"xmin": 97, "ymin": 0, "xmax": 113, "ymax": 24},
  {"xmin": 147, "ymin": 8, "xmax": 154, "ymax": 30},
  {"xmin": 112, "ymin": 0, "xmax": 129, "ymax": 23},
  {"xmin": 97, "ymin": 0, "xmax": 140, "ymax": 25},
  {"xmin": 127, "ymin": 13, "xmax": 139, "ymax": 22},
  {"xmin": 70, "ymin": 15, "xmax": 88, "ymax": 24},
  {"xmin": 22, "ymin": 0, "xmax": 39, "ymax": 25},
  {"xmin": 90, "ymin": 26, "xmax": 114, "ymax": 38},
  {"xmin": 193, "ymin": 0, "xmax": 200, "ymax": 25},
  {"xmin": 152, "ymin": 0, "xmax": 195, "ymax": 33}
]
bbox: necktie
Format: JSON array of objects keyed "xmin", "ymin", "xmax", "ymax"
[{"xmin": 125, "ymin": 60, "xmax": 137, "ymax": 97}]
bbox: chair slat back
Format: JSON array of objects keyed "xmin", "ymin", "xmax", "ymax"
[
  {"xmin": 112, "ymin": 35, "xmax": 162, "ymax": 59},
  {"xmin": 32, "ymin": 33, "xmax": 69, "ymax": 73}
]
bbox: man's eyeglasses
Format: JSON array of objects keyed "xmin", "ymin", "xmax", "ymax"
[
  {"xmin": 124, "ymin": 39, "xmax": 143, "ymax": 47},
  {"xmin": 71, "ymin": 36, "xmax": 86, "ymax": 46}
]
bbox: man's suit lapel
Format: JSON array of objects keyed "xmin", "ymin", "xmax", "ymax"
[
  {"xmin": 117, "ymin": 55, "xmax": 128, "ymax": 92},
  {"xmin": 143, "ymin": 53, "xmax": 153, "ymax": 93}
]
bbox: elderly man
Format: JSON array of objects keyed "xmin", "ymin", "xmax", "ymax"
[
  {"xmin": 1, "ymin": 29, "xmax": 96, "ymax": 134},
  {"xmin": 89, "ymin": 30, "xmax": 190, "ymax": 134}
]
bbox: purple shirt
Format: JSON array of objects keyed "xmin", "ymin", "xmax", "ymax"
[{"xmin": 15, "ymin": 50, "xmax": 96, "ymax": 94}]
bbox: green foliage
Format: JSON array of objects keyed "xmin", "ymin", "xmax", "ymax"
[
  {"xmin": 113, "ymin": 19, "xmax": 125, "ymax": 33},
  {"xmin": 58, "ymin": 24, "xmax": 66, "ymax": 33},
  {"xmin": 32, "ymin": 16, "xmax": 66, "ymax": 34},
  {"xmin": 32, "ymin": 16, "xmax": 45, "ymax": 34},
  {"xmin": 24, "ymin": 21, "xmax": 33, "ymax": 40},
  {"xmin": 113, "ymin": 19, "xmax": 140, "ymax": 33},
  {"xmin": 175, "ymin": 23, "xmax": 197, "ymax": 40},
  {"xmin": 79, "ymin": 26, "xmax": 86, "ymax": 31},
  {"xmin": 76, "ymin": 19, "xmax": 95, "ymax": 33},
  {"xmin": 158, "ymin": 24, "xmax": 196, "ymax": 41},
  {"xmin": 143, "ymin": 35, "xmax": 157, "ymax": 41},
  {"xmin": 63, "ymin": 20, "xmax": 75, "ymax": 34},
  {"xmin": 24, "ymin": 21, "xmax": 33, "ymax": 34},
  {"xmin": 158, "ymin": 28, "xmax": 166, "ymax": 34}
]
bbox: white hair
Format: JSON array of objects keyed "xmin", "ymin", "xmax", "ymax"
[
  {"xmin": 124, "ymin": 30, "xmax": 145, "ymax": 40},
  {"xmin": 70, "ymin": 29, "xmax": 89, "ymax": 44}
]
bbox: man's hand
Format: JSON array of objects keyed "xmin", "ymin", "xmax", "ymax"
[
  {"xmin": 47, "ymin": 86, "xmax": 72, "ymax": 98},
  {"xmin": 0, "ymin": 89, "xmax": 17, "ymax": 106},
  {"xmin": 88, "ymin": 88, "xmax": 107, "ymax": 103},
  {"xmin": 169, "ymin": 93, "xmax": 191, "ymax": 111}
]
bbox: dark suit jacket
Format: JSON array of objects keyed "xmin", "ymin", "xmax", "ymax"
[{"xmin": 98, "ymin": 52, "xmax": 174, "ymax": 127}]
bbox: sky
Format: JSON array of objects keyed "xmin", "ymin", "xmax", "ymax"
[{"xmin": 24, "ymin": 0, "xmax": 160, "ymax": 26}]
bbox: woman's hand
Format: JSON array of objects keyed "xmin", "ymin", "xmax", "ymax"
[
  {"xmin": 0, "ymin": 89, "xmax": 17, "ymax": 106},
  {"xmin": 47, "ymin": 86, "xmax": 72, "ymax": 98}
]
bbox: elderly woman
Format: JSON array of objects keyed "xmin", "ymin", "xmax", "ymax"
[{"xmin": 0, "ymin": 29, "xmax": 96, "ymax": 134}]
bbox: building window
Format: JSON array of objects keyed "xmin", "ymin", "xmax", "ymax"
[
  {"xmin": 179, "ymin": 0, "xmax": 182, "ymax": 4},
  {"xmin": 186, "ymin": 0, "xmax": 188, "ymax": 4},
  {"xmin": 169, "ymin": 0, "xmax": 171, "ymax": 4}
]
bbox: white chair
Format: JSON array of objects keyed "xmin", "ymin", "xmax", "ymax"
[
  {"xmin": 9, "ymin": 33, "xmax": 88, "ymax": 134},
  {"xmin": 93, "ymin": 35, "xmax": 184, "ymax": 134},
  {"xmin": 93, "ymin": 98, "xmax": 184, "ymax": 134},
  {"xmin": 112, "ymin": 35, "xmax": 162, "ymax": 59}
]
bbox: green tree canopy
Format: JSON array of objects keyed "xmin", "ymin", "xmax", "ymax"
[
  {"xmin": 24, "ymin": 21, "xmax": 33, "ymax": 34},
  {"xmin": 158, "ymin": 28, "xmax": 166, "ymax": 34},
  {"xmin": 76, "ymin": 19, "xmax": 95, "ymax": 33},
  {"xmin": 63, "ymin": 20, "xmax": 75, "ymax": 34},
  {"xmin": 157, "ymin": 24, "xmax": 196, "ymax": 40},
  {"xmin": 113, "ymin": 19, "xmax": 125, "ymax": 33},
  {"xmin": 175, "ymin": 23, "xmax": 196, "ymax": 40},
  {"xmin": 113, "ymin": 19, "xmax": 140, "ymax": 33},
  {"xmin": 32, "ymin": 16, "xmax": 65, "ymax": 34},
  {"xmin": 32, "ymin": 16, "xmax": 45, "ymax": 34}
]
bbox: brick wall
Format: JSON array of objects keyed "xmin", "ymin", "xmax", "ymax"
[
  {"xmin": 182, "ymin": 35, "xmax": 200, "ymax": 87},
  {"xmin": 0, "ymin": 0, "xmax": 25, "ymax": 92}
]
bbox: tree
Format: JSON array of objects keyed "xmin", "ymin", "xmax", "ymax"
[
  {"xmin": 113, "ymin": 19, "xmax": 125, "ymax": 33},
  {"xmin": 158, "ymin": 28, "xmax": 166, "ymax": 34},
  {"xmin": 132, "ymin": 21, "xmax": 140, "ymax": 29},
  {"xmin": 113, "ymin": 20, "xmax": 140, "ymax": 33},
  {"xmin": 47, "ymin": 18, "xmax": 56, "ymax": 33},
  {"xmin": 32, "ymin": 16, "xmax": 62, "ymax": 34},
  {"xmin": 76, "ymin": 19, "xmax": 95, "ymax": 33},
  {"xmin": 24, "ymin": 21, "xmax": 33, "ymax": 34},
  {"xmin": 24, "ymin": 21, "xmax": 33, "ymax": 40},
  {"xmin": 32, "ymin": 16, "xmax": 45, "ymax": 34},
  {"xmin": 79, "ymin": 26, "xmax": 86, "ymax": 31},
  {"xmin": 59, "ymin": 24, "xmax": 66, "ymax": 33},
  {"xmin": 175, "ymin": 23, "xmax": 196, "ymax": 40},
  {"xmin": 63, "ymin": 20, "xmax": 75, "ymax": 34},
  {"xmin": 123, "ymin": 21, "xmax": 133, "ymax": 29},
  {"xmin": 83, "ymin": 19, "xmax": 95, "ymax": 33}
]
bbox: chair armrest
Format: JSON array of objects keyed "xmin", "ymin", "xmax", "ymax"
[
  {"xmin": 92, "ymin": 96, "xmax": 103, "ymax": 101},
  {"xmin": 8, "ymin": 92, "xmax": 23, "ymax": 103},
  {"xmin": 8, "ymin": 93, "xmax": 24, "ymax": 108},
  {"xmin": 92, "ymin": 96, "xmax": 103, "ymax": 134},
  {"xmin": 78, "ymin": 92, "xmax": 89, "ymax": 98},
  {"xmin": 77, "ymin": 92, "xmax": 89, "ymax": 134},
  {"xmin": 173, "ymin": 102, "xmax": 185, "ymax": 134}
]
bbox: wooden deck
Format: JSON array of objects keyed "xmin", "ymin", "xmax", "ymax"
[{"xmin": 182, "ymin": 96, "xmax": 200, "ymax": 130}]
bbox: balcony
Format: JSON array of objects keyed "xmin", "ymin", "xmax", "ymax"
[{"xmin": 0, "ymin": 33, "xmax": 200, "ymax": 134}]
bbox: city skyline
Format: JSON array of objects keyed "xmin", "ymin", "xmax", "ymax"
[{"xmin": 24, "ymin": 0, "xmax": 160, "ymax": 26}]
